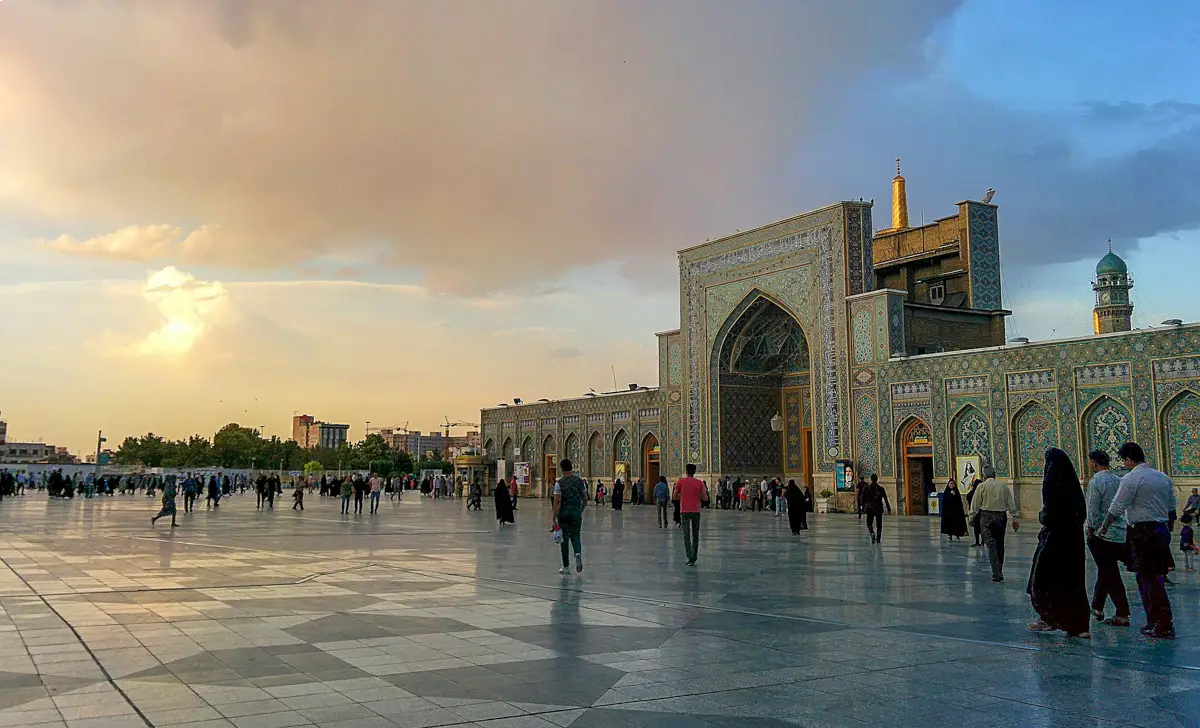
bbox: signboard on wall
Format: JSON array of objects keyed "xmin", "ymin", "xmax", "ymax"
[
  {"xmin": 514, "ymin": 462, "xmax": 531, "ymax": 488},
  {"xmin": 955, "ymin": 455, "xmax": 982, "ymax": 489},
  {"xmin": 496, "ymin": 459, "xmax": 507, "ymax": 483},
  {"xmin": 834, "ymin": 460, "xmax": 855, "ymax": 492},
  {"xmin": 613, "ymin": 462, "xmax": 628, "ymax": 485}
]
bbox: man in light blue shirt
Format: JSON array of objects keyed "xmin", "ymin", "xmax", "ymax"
[
  {"xmin": 653, "ymin": 477, "xmax": 671, "ymax": 529},
  {"xmin": 1099, "ymin": 441, "xmax": 1175, "ymax": 640},
  {"xmin": 1084, "ymin": 450, "xmax": 1130, "ymax": 627}
]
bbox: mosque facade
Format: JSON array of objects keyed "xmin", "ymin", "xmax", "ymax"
[{"xmin": 480, "ymin": 168, "xmax": 1200, "ymax": 515}]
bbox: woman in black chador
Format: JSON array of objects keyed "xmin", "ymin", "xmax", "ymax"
[
  {"xmin": 1027, "ymin": 448, "xmax": 1091, "ymax": 638},
  {"xmin": 611, "ymin": 479, "xmax": 625, "ymax": 511},
  {"xmin": 940, "ymin": 478, "xmax": 969, "ymax": 541},
  {"xmin": 494, "ymin": 479, "xmax": 515, "ymax": 526},
  {"xmin": 783, "ymin": 480, "xmax": 807, "ymax": 535}
]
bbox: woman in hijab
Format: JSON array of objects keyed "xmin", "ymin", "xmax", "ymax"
[
  {"xmin": 940, "ymin": 477, "xmax": 969, "ymax": 541},
  {"xmin": 1027, "ymin": 448, "xmax": 1090, "ymax": 638},
  {"xmin": 612, "ymin": 479, "xmax": 625, "ymax": 511},
  {"xmin": 801, "ymin": 485, "xmax": 813, "ymax": 530},
  {"xmin": 494, "ymin": 478, "xmax": 515, "ymax": 526},
  {"xmin": 784, "ymin": 480, "xmax": 806, "ymax": 535}
]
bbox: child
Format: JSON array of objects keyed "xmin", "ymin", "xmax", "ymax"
[{"xmin": 1181, "ymin": 514, "xmax": 1196, "ymax": 572}]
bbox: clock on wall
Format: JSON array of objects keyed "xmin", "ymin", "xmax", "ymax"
[{"xmin": 1100, "ymin": 292, "xmax": 1111, "ymax": 305}]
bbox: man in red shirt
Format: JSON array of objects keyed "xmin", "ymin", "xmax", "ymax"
[{"xmin": 672, "ymin": 464, "xmax": 709, "ymax": 566}]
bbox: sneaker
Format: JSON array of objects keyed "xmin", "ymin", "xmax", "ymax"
[
  {"xmin": 575, "ymin": 554, "xmax": 583, "ymax": 573},
  {"xmin": 1103, "ymin": 616, "xmax": 1131, "ymax": 627},
  {"xmin": 558, "ymin": 567, "xmax": 570, "ymax": 575},
  {"xmin": 1092, "ymin": 609, "xmax": 1105, "ymax": 621},
  {"xmin": 686, "ymin": 560, "xmax": 696, "ymax": 567},
  {"xmin": 1027, "ymin": 619, "xmax": 1055, "ymax": 632},
  {"xmin": 1070, "ymin": 632, "xmax": 1091, "ymax": 639}
]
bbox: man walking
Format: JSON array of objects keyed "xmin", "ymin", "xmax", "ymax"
[
  {"xmin": 368, "ymin": 472, "xmax": 383, "ymax": 514},
  {"xmin": 673, "ymin": 464, "xmax": 709, "ymax": 566},
  {"xmin": 653, "ymin": 476, "xmax": 670, "ymax": 528},
  {"xmin": 855, "ymin": 475, "xmax": 868, "ymax": 520},
  {"xmin": 1099, "ymin": 442, "xmax": 1176, "ymax": 640},
  {"xmin": 859, "ymin": 474, "xmax": 891, "ymax": 544},
  {"xmin": 553, "ymin": 459, "xmax": 587, "ymax": 574},
  {"xmin": 1084, "ymin": 450, "xmax": 1131, "ymax": 627},
  {"xmin": 968, "ymin": 464, "xmax": 1020, "ymax": 581}
]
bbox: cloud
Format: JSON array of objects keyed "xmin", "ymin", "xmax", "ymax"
[
  {"xmin": 548, "ymin": 346, "xmax": 583, "ymax": 360},
  {"xmin": 0, "ymin": 1, "xmax": 963, "ymax": 292},
  {"xmin": 797, "ymin": 76, "xmax": 1200, "ymax": 270},
  {"xmin": 135, "ymin": 266, "xmax": 230, "ymax": 356},
  {"xmin": 46, "ymin": 225, "xmax": 181, "ymax": 261}
]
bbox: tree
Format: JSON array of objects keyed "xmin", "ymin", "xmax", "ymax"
[{"xmin": 212, "ymin": 423, "xmax": 263, "ymax": 468}]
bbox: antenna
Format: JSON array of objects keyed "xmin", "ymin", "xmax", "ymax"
[{"xmin": 611, "ymin": 366, "xmax": 618, "ymax": 390}]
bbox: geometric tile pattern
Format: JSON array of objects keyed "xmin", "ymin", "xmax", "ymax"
[{"xmin": 1, "ymin": 493, "xmax": 1199, "ymax": 728}]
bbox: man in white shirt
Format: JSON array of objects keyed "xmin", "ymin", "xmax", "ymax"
[
  {"xmin": 967, "ymin": 464, "xmax": 1020, "ymax": 582},
  {"xmin": 1099, "ymin": 441, "xmax": 1175, "ymax": 640},
  {"xmin": 1084, "ymin": 450, "xmax": 1130, "ymax": 627}
]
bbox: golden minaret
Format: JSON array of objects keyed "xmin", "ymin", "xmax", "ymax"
[{"xmin": 891, "ymin": 158, "xmax": 909, "ymax": 230}]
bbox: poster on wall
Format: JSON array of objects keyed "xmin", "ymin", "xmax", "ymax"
[
  {"xmin": 834, "ymin": 460, "xmax": 855, "ymax": 492},
  {"xmin": 613, "ymin": 462, "xmax": 629, "ymax": 485},
  {"xmin": 955, "ymin": 455, "xmax": 982, "ymax": 489},
  {"xmin": 496, "ymin": 459, "xmax": 507, "ymax": 484},
  {"xmin": 514, "ymin": 462, "xmax": 531, "ymax": 488}
]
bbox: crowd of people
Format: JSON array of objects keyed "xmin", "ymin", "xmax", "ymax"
[{"xmin": 922, "ymin": 441, "xmax": 1179, "ymax": 640}]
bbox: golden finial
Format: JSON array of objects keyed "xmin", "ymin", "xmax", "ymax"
[
  {"xmin": 1108, "ymin": 238, "xmax": 1113, "ymax": 253},
  {"xmin": 896, "ymin": 158, "xmax": 902, "ymax": 177}
]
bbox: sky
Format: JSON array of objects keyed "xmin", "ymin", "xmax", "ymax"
[{"xmin": 1, "ymin": 0, "xmax": 1198, "ymax": 455}]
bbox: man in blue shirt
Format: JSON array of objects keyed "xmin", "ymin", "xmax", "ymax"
[
  {"xmin": 1100, "ymin": 441, "xmax": 1176, "ymax": 640},
  {"xmin": 653, "ymin": 477, "xmax": 670, "ymax": 529},
  {"xmin": 1084, "ymin": 450, "xmax": 1129, "ymax": 627}
]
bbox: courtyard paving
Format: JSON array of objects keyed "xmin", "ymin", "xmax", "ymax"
[{"xmin": 0, "ymin": 492, "xmax": 1197, "ymax": 727}]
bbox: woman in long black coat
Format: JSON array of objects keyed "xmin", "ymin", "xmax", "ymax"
[
  {"xmin": 611, "ymin": 479, "xmax": 624, "ymax": 511},
  {"xmin": 940, "ymin": 479, "xmax": 969, "ymax": 541},
  {"xmin": 1027, "ymin": 448, "xmax": 1090, "ymax": 638},
  {"xmin": 784, "ymin": 480, "xmax": 807, "ymax": 535},
  {"xmin": 494, "ymin": 479, "xmax": 515, "ymax": 526}
]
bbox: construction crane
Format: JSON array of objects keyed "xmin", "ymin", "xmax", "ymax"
[
  {"xmin": 365, "ymin": 422, "xmax": 414, "ymax": 450},
  {"xmin": 442, "ymin": 416, "xmax": 479, "ymax": 441}
]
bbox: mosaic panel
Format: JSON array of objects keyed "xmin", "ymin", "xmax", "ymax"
[
  {"xmin": 783, "ymin": 388, "xmax": 804, "ymax": 472},
  {"xmin": 1154, "ymin": 355, "xmax": 1200, "ymax": 380},
  {"xmin": 588, "ymin": 432, "xmax": 606, "ymax": 478},
  {"xmin": 853, "ymin": 368, "xmax": 875, "ymax": 387},
  {"xmin": 846, "ymin": 205, "xmax": 866, "ymax": 296},
  {"xmin": 967, "ymin": 203, "xmax": 1002, "ymax": 310},
  {"xmin": 1082, "ymin": 397, "xmax": 1133, "ymax": 466},
  {"xmin": 612, "ymin": 411, "xmax": 630, "ymax": 423},
  {"xmin": 855, "ymin": 390, "xmax": 879, "ymax": 477},
  {"xmin": 1076, "ymin": 363, "xmax": 1131, "ymax": 387},
  {"xmin": 1007, "ymin": 370, "xmax": 1056, "ymax": 392},
  {"xmin": 542, "ymin": 434, "xmax": 556, "ymax": 455},
  {"xmin": 564, "ymin": 433, "xmax": 581, "ymax": 467},
  {"xmin": 666, "ymin": 405, "xmax": 683, "ymax": 475},
  {"xmin": 852, "ymin": 308, "xmax": 873, "ymax": 365},
  {"xmin": 720, "ymin": 387, "xmax": 781, "ymax": 473},
  {"xmin": 1014, "ymin": 403, "xmax": 1058, "ymax": 478},
  {"xmin": 639, "ymin": 408, "xmax": 661, "ymax": 420},
  {"xmin": 541, "ymin": 418, "xmax": 557, "ymax": 427},
  {"xmin": 947, "ymin": 376, "xmax": 989, "ymax": 395},
  {"xmin": 887, "ymin": 293, "xmax": 906, "ymax": 356},
  {"xmin": 659, "ymin": 333, "xmax": 669, "ymax": 387},
  {"xmin": 668, "ymin": 337, "xmax": 683, "ymax": 387},
  {"xmin": 587, "ymin": 413, "xmax": 604, "ymax": 426},
  {"xmin": 520, "ymin": 419, "xmax": 536, "ymax": 430},
  {"xmin": 891, "ymin": 381, "xmax": 932, "ymax": 401},
  {"xmin": 1164, "ymin": 392, "xmax": 1200, "ymax": 477},
  {"xmin": 613, "ymin": 430, "xmax": 631, "ymax": 470},
  {"xmin": 952, "ymin": 405, "xmax": 992, "ymax": 463},
  {"xmin": 875, "ymin": 294, "xmax": 889, "ymax": 362}
]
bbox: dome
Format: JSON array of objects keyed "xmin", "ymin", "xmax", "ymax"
[{"xmin": 1096, "ymin": 250, "xmax": 1127, "ymax": 276}]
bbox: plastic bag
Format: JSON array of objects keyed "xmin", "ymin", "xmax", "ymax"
[{"xmin": 552, "ymin": 527, "xmax": 563, "ymax": 544}]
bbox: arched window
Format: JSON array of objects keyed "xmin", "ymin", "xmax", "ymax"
[
  {"xmin": 1082, "ymin": 397, "xmax": 1133, "ymax": 468},
  {"xmin": 951, "ymin": 405, "xmax": 991, "ymax": 463},
  {"xmin": 1163, "ymin": 392, "xmax": 1200, "ymax": 477}
]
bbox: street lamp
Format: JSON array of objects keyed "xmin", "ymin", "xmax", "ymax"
[{"xmin": 769, "ymin": 414, "xmax": 784, "ymax": 432}]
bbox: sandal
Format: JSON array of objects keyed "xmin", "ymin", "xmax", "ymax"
[
  {"xmin": 1103, "ymin": 616, "xmax": 1130, "ymax": 627},
  {"xmin": 1027, "ymin": 619, "xmax": 1055, "ymax": 632}
]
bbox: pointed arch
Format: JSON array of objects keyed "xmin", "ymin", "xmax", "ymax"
[
  {"xmin": 564, "ymin": 433, "xmax": 580, "ymax": 468},
  {"xmin": 1012, "ymin": 402, "xmax": 1058, "ymax": 478},
  {"xmin": 642, "ymin": 431, "xmax": 661, "ymax": 485},
  {"xmin": 950, "ymin": 405, "xmax": 992, "ymax": 464},
  {"xmin": 587, "ymin": 431, "xmax": 605, "ymax": 479},
  {"xmin": 502, "ymin": 437, "xmax": 514, "ymax": 461},
  {"xmin": 1080, "ymin": 396, "xmax": 1133, "ymax": 468},
  {"xmin": 542, "ymin": 434, "xmax": 556, "ymax": 456},
  {"xmin": 484, "ymin": 438, "xmax": 495, "ymax": 457},
  {"xmin": 613, "ymin": 429, "xmax": 631, "ymax": 465},
  {"xmin": 1161, "ymin": 390, "xmax": 1200, "ymax": 478}
]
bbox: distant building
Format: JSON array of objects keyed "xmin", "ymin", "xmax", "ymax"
[
  {"xmin": 291, "ymin": 415, "xmax": 319, "ymax": 449},
  {"xmin": 0, "ymin": 417, "xmax": 7, "ymax": 444},
  {"xmin": 318, "ymin": 423, "xmax": 350, "ymax": 449},
  {"xmin": 0, "ymin": 415, "xmax": 74, "ymax": 463}
]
